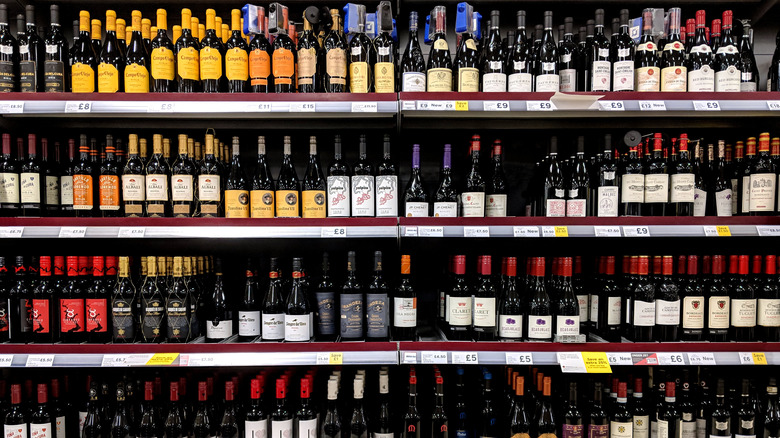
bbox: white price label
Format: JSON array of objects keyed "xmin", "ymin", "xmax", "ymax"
[
  {"xmin": 657, "ymin": 353, "xmax": 686, "ymax": 365},
  {"xmin": 0, "ymin": 355, "xmax": 12, "ymax": 367},
  {"xmin": 451, "ymin": 352, "xmax": 479, "ymax": 364},
  {"xmin": 0, "ymin": 227, "xmax": 23, "ymax": 238},
  {"xmin": 402, "ymin": 352, "xmax": 418, "ymax": 364},
  {"xmin": 421, "ymin": 351, "xmax": 448, "ymax": 364},
  {"xmin": 483, "ymin": 101, "xmax": 510, "ymax": 111},
  {"xmin": 65, "ymin": 101, "xmax": 92, "ymax": 113},
  {"xmin": 557, "ymin": 352, "xmax": 587, "ymax": 373},
  {"xmin": 351, "ymin": 102, "xmax": 378, "ymax": 113},
  {"xmin": 246, "ymin": 102, "xmax": 272, "ymax": 112},
  {"xmin": 320, "ymin": 227, "xmax": 347, "ymax": 238},
  {"xmin": 147, "ymin": 102, "xmax": 175, "ymax": 113},
  {"xmin": 118, "ymin": 227, "xmax": 145, "ymax": 238},
  {"xmin": 316, "ymin": 353, "xmax": 330, "ymax": 365},
  {"xmin": 739, "ymin": 352, "xmax": 755, "ymax": 365},
  {"xmin": 418, "ymin": 226, "xmax": 444, "ymax": 237},
  {"xmin": 59, "ymin": 227, "xmax": 87, "ymax": 238},
  {"xmin": 506, "ymin": 352, "xmax": 533, "ymax": 365},
  {"xmin": 693, "ymin": 101, "xmax": 720, "ymax": 111},
  {"xmin": 26, "ymin": 355, "xmax": 55, "ymax": 367},
  {"xmin": 594, "ymin": 226, "xmax": 621, "ymax": 237},
  {"xmin": 526, "ymin": 101, "xmax": 555, "ymax": 111},
  {"xmin": 404, "ymin": 226, "xmax": 418, "ymax": 237},
  {"xmin": 599, "ymin": 101, "xmax": 625, "ymax": 111},
  {"xmin": 623, "ymin": 226, "xmax": 650, "ymax": 237},
  {"xmin": 514, "ymin": 226, "xmax": 540, "ymax": 237},
  {"xmin": 606, "ymin": 353, "xmax": 634, "ymax": 365},
  {"xmin": 101, "ymin": 355, "xmax": 129, "ymax": 367},
  {"xmin": 757, "ymin": 226, "xmax": 780, "ymax": 236},
  {"xmin": 185, "ymin": 354, "xmax": 222, "ymax": 367},
  {"xmin": 417, "ymin": 101, "xmax": 455, "ymax": 111},
  {"xmin": 463, "ymin": 226, "xmax": 489, "ymax": 238},
  {"xmin": 639, "ymin": 101, "xmax": 667, "ymax": 111},
  {"xmin": 290, "ymin": 102, "xmax": 316, "ymax": 112},
  {"xmin": 402, "ymin": 101, "xmax": 417, "ymax": 110},
  {"xmin": 687, "ymin": 353, "xmax": 716, "ymax": 366},
  {"xmin": 0, "ymin": 101, "xmax": 23, "ymax": 114},
  {"xmin": 768, "ymin": 101, "xmax": 780, "ymax": 111}
]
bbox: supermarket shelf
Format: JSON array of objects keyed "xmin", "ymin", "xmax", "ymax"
[
  {"xmin": 399, "ymin": 216, "xmax": 780, "ymax": 238},
  {"xmin": 0, "ymin": 217, "xmax": 399, "ymax": 239}
]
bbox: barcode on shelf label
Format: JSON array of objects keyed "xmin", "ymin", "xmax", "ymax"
[
  {"xmin": 623, "ymin": 226, "xmax": 650, "ymax": 237},
  {"xmin": 402, "ymin": 352, "xmax": 418, "ymax": 364},
  {"xmin": 246, "ymin": 102, "xmax": 272, "ymax": 112},
  {"xmin": 65, "ymin": 101, "xmax": 92, "ymax": 113},
  {"xmin": 404, "ymin": 226, "xmax": 418, "ymax": 237},
  {"xmin": 757, "ymin": 226, "xmax": 780, "ymax": 236},
  {"xmin": 594, "ymin": 226, "xmax": 621, "ymax": 237},
  {"xmin": 26, "ymin": 355, "xmax": 55, "ymax": 367},
  {"xmin": 639, "ymin": 101, "xmax": 666, "ymax": 111},
  {"xmin": 0, "ymin": 355, "xmax": 12, "ymax": 367},
  {"xmin": 703, "ymin": 226, "xmax": 731, "ymax": 237},
  {"xmin": 451, "ymin": 352, "xmax": 479, "ymax": 364},
  {"xmin": 606, "ymin": 353, "xmax": 633, "ymax": 365},
  {"xmin": 455, "ymin": 101, "xmax": 469, "ymax": 111},
  {"xmin": 118, "ymin": 227, "xmax": 145, "ymax": 238},
  {"xmin": 686, "ymin": 352, "xmax": 716, "ymax": 365},
  {"xmin": 421, "ymin": 351, "xmax": 448, "ymax": 364},
  {"xmin": 290, "ymin": 102, "xmax": 316, "ymax": 112},
  {"xmin": 0, "ymin": 227, "xmax": 23, "ymax": 238},
  {"xmin": 598, "ymin": 101, "xmax": 625, "ymax": 111},
  {"xmin": 147, "ymin": 102, "xmax": 175, "ymax": 113},
  {"xmin": 321, "ymin": 227, "xmax": 347, "ymax": 238},
  {"xmin": 506, "ymin": 352, "xmax": 533, "ymax": 365},
  {"xmin": 59, "ymin": 227, "xmax": 87, "ymax": 238},
  {"xmin": 526, "ymin": 101, "xmax": 555, "ymax": 111},
  {"xmin": 483, "ymin": 101, "xmax": 510, "ymax": 111},
  {"xmin": 463, "ymin": 226, "xmax": 489, "ymax": 238},
  {"xmin": 767, "ymin": 101, "xmax": 780, "ymax": 111},
  {"xmin": 514, "ymin": 226, "xmax": 540, "ymax": 237},
  {"xmin": 740, "ymin": 352, "xmax": 768, "ymax": 365},
  {"xmin": 693, "ymin": 101, "xmax": 720, "ymax": 111},
  {"xmin": 351, "ymin": 102, "xmax": 378, "ymax": 113},
  {"xmin": 0, "ymin": 101, "xmax": 23, "ymax": 114},
  {"xmin": 656, "ymin": 353, "xmax": 686, "ymax": 365},
  {"xmin": 542, "ymin": 226, "xmax": 568, "ymax": 237},
  {"xmin": 402, "ymin": 101, "xmax": 416, "ymax": 110},
  {"xmin": 417, "ymin": 101, "xmax": 455, "ymax": 111},
  {"xmin": 418, "ymin": 226, "xmax": 444, "ymax": 237}
]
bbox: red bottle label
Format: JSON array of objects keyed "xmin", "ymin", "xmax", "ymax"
[
  {"xmin": 60, "ymin": 299, "xmax": 84, "ymax": 333},
  {"xmin": 85, "ymin": 299, "xmax": 108, "ymax": 333},
  {"xmin": 32, "ymin": 299, "xmax": 50, "ymax": 334}
]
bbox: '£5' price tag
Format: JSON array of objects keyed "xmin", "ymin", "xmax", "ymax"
[{"xmin": 452, "ymin": 352, "xmax": 478, "ymax": 364}]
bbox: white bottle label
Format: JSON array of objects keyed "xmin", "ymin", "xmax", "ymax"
[
  {"xmin": 682, "ymin": 296, "xmax": 705, "ymax": 329},
  {"xmin": 621, "ymin": 174, "xmax": 644, "ymax": 203},
  {"xmin": 730, "ymin": 178, "xmax": 739, "ymax": 212},
  {"xmin": 742, "ymin": 175, "xmax": 751, "ymax": 213},
  {"xmin": 749, "ymin": 173, "xmax": 775, "ymax": 212},
  {"xmin": 46, "ymin": 176, "xmax": 59, "ymax": 205},
  {"xmin": 682, "ymin": 421, "xmax": 697, "ymax": 438},
  {"xmin": 688, "ymin": 66, "xmax": 715, "ymax": 92},
  {"xmin": 402, "ymin": 72, "xmax": 426, "ymax": 92},
  {"xmin": 146, "ymin": 174, "xmax": 169, "ymax": 201},
  {"xmin": 696, "ymin": 419, "xmax": 707, "ymax": 438},
  {"xmin": 473, "ymin": 297, "xmax": 496, "ymax": 327},
  {"xmin": 560, "ymin": 69, "xmax": 577, "ymax": 92},
  {"xmin": 486, "ymin": 194, "xmax": 507, "ymax": 217},
  {"xmin": 59, "ymin": 175, "xmax": 73, "ymax": 205},
  {"xmin": 566, "ymin": 199, "xmax": 587, "ymax": 217},
  {"xmin": 326, "ymin": 175, "xmax": 350, "ymax": 217},
  {"xmin": 78, "ymin": 411, "xmax": 87, "ymax": 436},
  {"xmin": 670, "ymin": 173, "xmax": 695, "ymax": 203},
  {"xmin": 20, "ymin": 172, "xmax": 41, "ymax": 203},
  {"xmin": 661, "ymin": 65, "xmax": 687, "ymax": 91},
  {"xmin": 171, "ymin": 174, "xmax": 194, "ymax": 201},
  {"xmin": 590, "ymin": 295, "xmax": 599, "ymax": 323},
  {"xmin": 659, "ymin": 420, "xmax": 670, "ymax": 438},
  {"xmin": 613, "ymin": 60, "xmax": 634, "ymax": 91},
  {"xmin": 0, "ymin": 172, "xmax": 18, "ymax": 203},
  {"xmin": 636, "ymin": 67, "xmax": 660, "ymax": 91},
  {"xmin": 4, "ymin": 424, "xmax": 27, "ymax": 438},
  {"xmin": 556, "ymin": 315, "xmax": 580, "ymax": 336},
  {"xmin": 741, "ymin": 81, "xmax": 757, "ymax": 92},
  {"xmin": 591, "ymin": 60, "xmax": 611, "ymax": 91},
  {"xmin": 655, "ymin": 299, "xmax": 681, "ymax": 326},
  {"xmin": 546, "ymin": 199, "xmax": 566, "ymax": 217},
  {"xmin": 55, "ymin": 416, "xmax": 65, "ymax": 438},
  {"xmin": 634, "ymin": 415, "xmax": 650, "ymax": 438},
  {"xmin": 730, "ymin": 298, "xmax": 757, "ymax": 327},
  {"xmin": 271, "ymin": 419, "xmax": 293, "ymax": 438},
  {"xmin": 297, "ymin": 418, "xmax": 318, "ymax": 438},
  {"xmin": 633, "ymin": 300, "xmax": 656, "ymax": 326},
  {"xmin": 715, "ymin": 189, "xmax": 733, "ymax": 216},
  {"xmin": 433, "ymin": 202, "xmax": 458, "ymax": 217},
  {"xmin": 284, "ymin": 314, "xmax": 310, "ymax": 342},
  {"xmin": 598, "ymin": 186, "xmax": 619, "ymax": 217},
  {"xmin": 758, "ymin": 298, "xmax": 780, "ymax": 327},
  {"xmin": 375, "ymin": 175, "xmax": 398, "ymax": 217},
  {"xmin": 482, "ymin": 73, "xmax": 507, "ymax": 92},
  {"xmin": 30, "ymin": 423, "xmax": 51, "ymax": 438},
  {"xmin": 528, "ymin": 315, "xmax": 552, "ymax": 339},
  {"xmin": 498, "ymin": 314, "xmax": 523, "ymax": 338},
  {"xmin": 206, "ymin": 320, "xmax": 233, "ymax": 339},
  {"xmin": 644, "ymin": 174, "xmax": 669, "ymax": 203},
  {"xmin": 612, "ymin": 421, "xmax": 633, "ymax": 438},
  {"xmin": 121, "ymin": 174, "xmax": 144, "ymax": 201},
  {"xmin": 393, "ymin": 297, "xmax": 417, "ymax": 328},
  {"xmin": 608, "ymin": 296, "xmax": 622, "ymax": 325},
  {"xmin": 246, "ymin": 419, "xmax": 268, "ymax": 438},
  {"xmin": 461, "ymin": 192, "xmax": 485, "ymax": 217},
  {"xmin": 449, "ymin": 297, "xmax": 472, "ymax": 326},
  {"xmin": 238, "ymin": 310, "xmax": 261, "ymax": 337},
  {"xmin": 351, "ymin": 175, "xmax": 375, "ymax": 216},
  {"xmin": 715, "ymin": 64, "xmax": 741, "ymax": 92},
  {"xmin": 708, "ymin": 296, "xmax": 730, "ymax": 329},
  {"xmin": 693, "ymin": 189, "xmax": 707, "ymax": 216},
  {"xmin": 507, "ymin": 73, "xmax": 533, "ymax": 92},
  {"xmin": 262, "ymin": 313, "xmax": 285, "ymax": 340},
  {"xmin": 535, "ymin": 74, "xmax": 559, "ymax": 92},
  {"xmin": 577, "ymin": 295, "xmax": 589, "ymax": 323},
  {"xmin": 404, "ymin": 202, "xmax": 429, "ymax": 217}
]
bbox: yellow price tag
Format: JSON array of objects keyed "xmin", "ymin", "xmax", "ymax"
[
  {"xmin": 554, "ymin": 226, "xmax": 569, "ymax": 237},
  {"xmin": 329, "ymin": 352, "xmax": 343, "ymax": 365},
  {"xmin": 455, "ymin": 101, "xmax": 469, "ymax": 111},
  {"xmin": 581, "ymin": 352, "xmax": 612, "ymax": 373},
  {"xmin": 717, "ymin": 226, "xmax": 731, "ymax": 236},
  {"xmin": 753, "ymin": 353, "xmax": 768, "ymax": 365},
  {"xmin": 146, "ymin": 353, "xmax": 179, "ymax": 366}
]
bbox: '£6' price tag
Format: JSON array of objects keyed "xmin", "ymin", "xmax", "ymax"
[{"xmin": 657, "ymin": 353, "xmax": 685, "ymax": 365}]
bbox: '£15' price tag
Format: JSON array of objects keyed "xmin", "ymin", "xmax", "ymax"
[{"xmin": 290, "ymin": 102, "xmax": 315, "ymax": 112}]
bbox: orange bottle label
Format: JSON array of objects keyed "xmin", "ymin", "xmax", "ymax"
[
  {"xmin": 72, "ymin": 174, "xmax": 93, "ymax": 209},
  {"xmin": 225, "ymin": 47, "xmax": 248, "ymax": 81},
  {"xmin": 99, "ymin": 175, "xmax": 120, "ymax": 210},
  {"xmin": 97, "ymin": 63, "xmax": 120, "ymax": 93},
  {"xmin": 272, "ymin": 48, "xmax": 294, "ymax": 85},
  {"xmin": 151, "ymin": 47, "xmax": 175, "ymax": 81},
  {"xmin": 200, "ymin": 46, "xmax": 222, "ymax": 80},
  {"xmin": 302, "ymin": 190, "xmax": 326, "ymax": 218},
  {"xmin": 275, "ymin": 190, "xmax": 299, "ymax": 217},
  {"xmin": 225, "ymin": 189, "xmax": 250, "ymax": 218},
  {"xmin": 250, "ymin": 190, "xmax": 274, "ymax": 218},
  {"xmin": 177, "ymin": 47, "xmax": 199, "ymax": 80},
  {"xmin": 71, "ymin": 63, "xmax": 95, "ymax": 92},
  {"xmin": 124, "ymin": 64, "xmax": 149, "ymax": 93},
  {"xmin": 249, "ymin": 49, "xmax": 271, "ymax": 86}
]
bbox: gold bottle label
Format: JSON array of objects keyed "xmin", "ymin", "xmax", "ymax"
[
  {"xmin": 97, "ymin": 63, "xmax": 120, "ymax": 93},
  {"xmin": 349, "ymin": 61, "xmax": 369, "ymax": 93},
  {"xmin": 427, "ymin": 68, "xmax": 452, "ymax": 92},
  {"xmin": 297, "ymin": 47, "xmax": 317, "ymax": 85},
  {"xmin": 71, "ymin": 63, "xmax": 95, "ymax": 92},
  {"xmin": 326, "ymin": 48, "xmax": 347, "ymax": 85},
  {"xmin": 275, "ymin": 189, "xmax": 299, "ymax": 217},
  {"xmin": 302, "ymin": 190, "xmax": 326, "ymax": 218},
  {"xmin": 225, "ymin": 189, "xmax": 250, "ymax": 218},
  {"xmin": 151, "ymin": 47, "xmax": 175, "ymax": 80},
  {"xmin": 250, "ymin": 190, "xmax": 274, "ymax": 218},
  {"xmin": 225, "ymin": 47, "xmax": 248, "ymax": 81},
  {"xmin": 124, "ymin": 64, "xmax": 149, "ymax": 93},
  {"xmin": 177, "ymin": 47, "xmax": 199, "ymax": 80},
  {"xmin": 272, "ymin": 48, "xmax": 294, "ymax": 85},
  {"xmin": 374, "ymin": 62, "xmax": 394, "ymax": 93},
  {"xmin": 200, "ymin": 46, "xmax": 222, "ymax": 80},
  {"xmin": 249, "ymin": 49, "xmax": 271, "ymax": 86}
]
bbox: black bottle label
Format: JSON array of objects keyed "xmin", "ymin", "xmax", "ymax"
[
  {"xmin": 141, "ymin": 297, "xmax": 164, "ymax": 340},
  {"xmin": 44, "ymin": 60, "xmax": 65, "ymax": 92},
  {"xmin": 19, "ymin": 60, "xmax": 35, "ymax": 92},
  {"xmin": 366, "ymin": 292, "xmax": 388, "ymax": 338},
  {"xmin": 315, "ymin": 291, "xmax": 336, "ymax": 335},
  {"xmin": 21, "ymin": 298, "xmax": 32, "ymax": 333},
  {"xmin": 166, "ymin": 296, "xmax": 190, "ymax": 340},
  {"xmin": 111, "ymin": 297, "xmax": 135, "ymax": 340},
  {"xmin": 340, "ymin": 293, "xmax": 363, "ymax": 338},
  {"xmin": 0, "ymin": 61, "xmax": 14, "ymax": 91}
]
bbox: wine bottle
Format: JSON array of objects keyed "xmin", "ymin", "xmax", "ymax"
[
  {"xmin": 0, "ymin": 133, "xmax": 19, "ymax": 216},
  {"xmin": 351, "ymin": 135, "xmax": 374, "ymax": 217},
  {"xmin": 221, "ymin": 9, "xmax": 249, "ymax": 93},
  {"xmin": 165, "ymin": 257, "xmax": 191, "ymax": 343},
  {"xmin": 191, "ymin": 381, "xmax": 212, "ymax": 437},
  {"xmin": 323, "ymin": 9, "xmax": 347, "ymax": 93},
  {"xmin": 72, "ymin": 134, "xmax": 95, "ymax": 217},
  {"xmin": 506, "ymin": 11, "xmax": 532, "ymax": 92},
  {"xmin": 298, "ymin": 136, "xmax": 327, "ymax": 218},
  {"xmin": 686, "ymin": 11, "xmax": 714, "ymax": 92},
  {"xmin": 347, "ymin": 5, "xmax": 374, "ymax": 93},
  {"xmin": 644, "ymin": 133, "xmax": 669, "ymax": 216},
  {"xmin": 497, "ymin": 257, "xmax": 523, "ymax": 340},
  {"xmin": 327, "ymin": 135, "xmax": 350, "ymax": 217},
  {"xmin": 654, "ymin": 256, "xmax": 681, "ymax": 341},
  {"xmin": 401, "ymin": 11, "xmax": 426, "ymax": 91},
  {"xmin": 543, "ymin": 137, "xmax": 566, "ymax": 217},
  {"xmin": 85, "ymin": 256, "xmax": 110, "ymax": 343},
  {"xmin": 18, "ymin": 6, "xmax": 42, "ymax": 92},
  {"xmin": 403, "ymin": 144, "xmax": 428, "ymax": 217},
  {"xmin": 311, "ymin": 254, "xmax": 336, "ymax": 341},
  {"xmin": 245, "ymin": 379, "xmax": 267, "ymax": 437},
  {"xmin": 222, "ymin": 137, "xmax": 249, "ymax": 218},
  {"xmin": 371, "ymin": 2, "xmax": 395, "ymax": 93},
  {"xmin": 150, "ymin": 9, "xmax": 176, "ymax": 92},
  {"xmin": 97, "ymin": 135, "xmax": 121, "ymax": 216},
  {"xmin": 730, "ymin": 255, "xmax": 756, "ymax": 341},
  {"xmin": 712, "ymin": 141, "xmax": 733, "ymax": 216},
  {"xmin": 588, "ymin": 382, "xmax": 608, "ymax": 438},
  {"xmin": 219, "ymin": 381, "xmax": 239, "ymax": 438},
  {"xmin": 57, "ymin": 256, "xmax": 83, "ymax": 343},
  {"xmin": 176, "ymin": 8, "xmax": 200, "ymax": 92},
  {"xmin": 198, "ymin": 9, "xmax": 225, "ymax": 93},
  {"xmin": 295, "ymin": 378, "xmax": 317, "ymax": 438},
  {"xmin": 631, "ymin": 256, "xmax": 655, "ymax": 342},
  {"xmin": 144, "ymin": 134, "xmax": 170, "ymax": 217},
  {"xmin": 634, "ymin": 9, "xmax": 659, "ymax": 92},
  {"xmin": 403, "ymin": 374, "xmax": 421, "ymax": 438},
  {"xmin": 598, "ymin": 256, "xmax": 623, "ymax": 341},
  {"xmin": 565, "ymin": 137, "xmax": 589, "ymax": 217},
  {"xmin": 427, "ymin": 6, "xmax": 452, "ymax": 92},
  {"xmin": 236, "ymin": 262, "xmax": 260, "ymax": 342},
  {"xmin": 611, "ymin": 10, "xmax": 634, "ymax": 91},
  {"xmin": 262, "ymin": 258, "xmax": 285, "ymax": 341},
  {"xmin": 535, "ymin": 11, "xmax": 559, "ymax": 92},
  {"xmin": 537, "ymin": 377, "xmax": 557, "ymax": 438},
  {"xmin": 245, "ymin": 137, "xmax": 273, "ymax": 218},
  {"xmin": 350, "ymin": 376, "xmax": 368, "ymax": 438},
  {"xmin": 271, "ymin": 5, "xmax": 295, "ymax": 93},
  {"xmin": 527, "ymin": 257, "xmax": 552, "ymax": 341},
  {"xmin": 19, "ymin": 133, "xmax": 43, "ymax": 217},
  {"xmin": 30, "ymin": 256, "xmax": 54, "ymax": 343},
  {"xmin": 714, "ymin": 11, "xmax": 741, "ymax": 92},
  {"xmin": 555, "ymin": 17, "xmax": 577, "ymax": 92},
  {"xmin": 389, "ymin": 254, "xmax": 417, "ymax": 341},
  {"xmin": 140, "ymin": 256, "xmax": 164, "ymax": 343},
  {"xmin": 669, "ymin": 134, "xmax": 695, "ymax": 216},
  {"xmin": 749, "ymin": 133, "xmax": 776, "ymax": 214},
  {"xmin": 364, "ymin": 251, "xmax": 389, "ymax": 341},
  {"xmin": 120, "ymin": 134, "xmax": 145, "ymax": 217},
  {"xmin": 589, "ymin": 9, "xmax": 611, "ymax": 92},
  {"xmin": 709, "ymin": 379, "xmax": 731, "ymax": 438},
  {"xmin": 111, "ymin": 256, "xmax": 136, "ymax": 343},
  {"xmin": 430, "ymin": 144, "xmax": 458, "ymax": 217},
  {"xmin": 197, "ymin": 134, "xmax": 221, "ymax": 217},
  {"xmin": 205, "ymin": 258, "xmax": 233, "ymax": 342},
  {"xmin": 758, "ymin": 254, "xmax": 780, "ymax": 341},
  {"xmin": 562, "ymin": 381, "xmax": 583, "ymax": 438},
  {"xmin": 124, "ymin": 11, "xmax": 149, "ymax": 94},
  {"xmin": 481, "ymin": 11, "xmax": 505, "ymax": 92},
  {"xmin": 248, "ymin": 6, "xmax": 272, "ymax": 92},
  {"xmin": 764, "ymin": 380, "xmax": 780, "ymax": 438},
  {"xmin": 658, "ymin": 382, "xmax": 681, "ymax": 438},
  {"xmin": 448, "ymin": 255, "xmax": 472, "ymax": 340},
  {"xmin": 340, "ymin": 251, "xmax": 364, "ymax": 340},
  {"xmin": 169, "ymin": 134, "xmax": 194, "ymax": 217},
  {"xmin": 271, "ymin": 135, "xmax": 299, "ymax": 217},
  {"xmin": 42, "ymin": 5, "xmax": 67, "ymax": 92},
  {"xmin": 284, "ymin": 258, "xmax": 311, "ymax": 342},
  {"xmin": 322, "ymin": 379, "xmax": 342, "ymax": 438},
  {"xmin": 661, "ymin": 8, "xmax": 687, "ymax": 92},
  {"xmin": 271, "ymin": 379, "xmax": 293, "ymax": 438},
  {"xmin": 462, "ymin": 135, "xmax": 486, "ymax": 217},
  {"xmin": 555, "ymin": 257, "xmax": 581, "ymax": 340},
  {"xmin": 0, "ymin": 5, "xmax": 17, "ymax": 92},
  {"xmin": 97, "ymin": 10, "xmax": 124, "ymax": 93},
  {"xmin": 484, "ymin": 139, "xmax": 508, "ymax": 217}
]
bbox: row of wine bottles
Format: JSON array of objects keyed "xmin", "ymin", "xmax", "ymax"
[
  {"xmin": 2, "ymin": 365, "xmax": 780, "ymax": 438},
  {"xmin": 0, "ymin": 250, "xmax": 418, "ymax": 344}
]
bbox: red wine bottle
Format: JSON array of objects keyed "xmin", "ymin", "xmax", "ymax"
[{"xmin": 714, "ymin": 11, "xmax": 740, "ymax": 92}]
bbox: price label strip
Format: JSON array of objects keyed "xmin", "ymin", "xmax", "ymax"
[
  {"xmin": 147, "ymin": 102, "xmax": 175, "ymax": 113},
  {"xmin": 351, "ymin": 102, "xmax": 378, "ymax": 113},
  {"xmin": 402, "ymin": 352, "xmax": 418, "ymax": 364},
  {"xmin": 455, "ymin": 101, "xmax": 469, "ymax": 111},
  {"xmin": 598, "ymin": 101, "xmax": 625, "ymax": 111},
  {"xmin": 290, "ymin": 102, "xmax": 316, "ymax": 112},
  {"xmin": 451, "ymin": 352, "xmax": 479, "ymax": 365},
  {"xmin": 768, "ymin": 101, "xmax": 780, "ymax": 111},
  {"xmin": 145, "ymin": 353, "xmax": 179, "ymax": 366},
  {"xmin": 0, "ymin": 227, "xmax": 23, "ymax": 238},
  {"xmin": 693, "ymin": 101, "xmax": 720, "ymax": 111},
  {"xmin": 418, "ymin": 226, "xmax": 444, "ymax": 237},
  {"xmin": 505, "ymin": 352, "xmax": 533, "ymax": 365},
  {"xmin": 594, "ymin": 226, "xmax": 621, "ymax": 237},
  {"xmin": 739, "ymin": 352, "xmax": 768, "ymax": 365},
  {"xmin": 514, "ymin": 226, "xmax": 540, "ymax": 237},
  {"xmin": 26, "ymin": 355, "xmax": 55, "ymax": 367},
  {"xmin": 417, "ymin": 101, "xmax": 455, "ymax": 111},
  {"xmin": 245, "ymin": 102, "xmax": 272, "ymax": 112},
  {"xmin": 59, "ymin": 227, "xmax": 87, "ymax": 238},
  {"xmin": 316, "ymin": 352, "xmax": 344, "ymax": 365},
  {"xmin": 557, "ymin": 352, "xmax": 587, "ymax": 373},
  {"xmin": 526, "ymin": 101, "xmax": 556, "ymax": 111},
  {"xmin": 623, "ymin": 226, "xmax": 650, "ymax": 237},
  {"xmin": 321, "ymin": 227, "xmax": 347, "ymax": 238},
  {"xmin": 421, "ymin": 351, "xmax": 448, "ymax": 364},
  {"xmin": 0, "ymin": 355, "xmax": 12, "ymax": 367},
  {"xmin": 463, "ymin": 226, "xmax": 490, "ymax": 238},
  {"xmin": 483, "ymin": 101, "xmax": 510, "ymax": 111},
  {"xmin": 757, "ymin": 226, "xmax": 780, "ymax": 236},
  {"xmin": 0, "ymin": 101, "xmax": 23, "ymax": 114},
  {"xmin": 118, "ymin": 227, "xmax": 146, "ymax": 238},
  {"xmin": 606, "ymin": 353, "xmax": 633, "ymax": 365},
  {"xmin": 686, "ymin": 352, "xmax": 716, "ymax": 366},
  {"xmin": 402, "ymin": 101, "xmax": 417, "ymax": 111},
  {"xmin": 656, "ymin": 352, "xmax": 686, "ymax": 365},
  {"xmin": 65, "ymin": 101, "xmax": 92, "ymax": 113},
  {"xmin": 639, "ymin": 101, "xmax": 667, "ymax": 111},
  {"xmin": 703, "ymin": 225, "xmax": 731, "ymax": 237},
  {"xmin": 101, "ymin": 354, "xmax": 154, "ymax": 367},
  {"xmin": 542, "ymin": 226, "xmax": 568, "ymax": 237}
]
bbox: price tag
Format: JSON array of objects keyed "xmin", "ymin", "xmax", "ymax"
[
  {"xmin": 693, "ymin": 101, "xmax": 720, "ymax": 111},
  {"xmin": 184, "ymin": 354, "xmax": 222, "ymax": 367},
  {"xmin": 102, "ymin": 355, "xmax": 130, "ymax": 367},
  {"xmin": 542, "ymin": 226, "xmax": 568, "ymax": 237},
  {"xmin": 463, "ymin": 226, "xmax": 490, "ymax": 238},
  {"xmin": 741, "ymin": 352, "xmax": 768, "ymax": 365},
  {"xmin": 598, "ymin": 101, "xmax": 625, "ymax": 111},
  {"xmin": 557, "ymin": 352, "xmax": 587, "ymax": 373},
  {"xmin": 290, "ymin": 102, "xmax": 316, "ymax": 112},
  {"xmin": 594, "ymin": 226, "xmax": 621, "ymax": 237},
  {"xmin": 328, "ymin": 352, "xmax": 343, "ymax": 365},
  {"xmin": 147, "ymin": 102, "xmax": 175, "ymax": 113},
  {"xmin": 0, "ymin": 227, "xmax": 23, "ymax": 238},
  {"xmin": 402, "ymin": 101, "xmax": 416, "ymax": 111},
  {"xmin": 351, "ymin": 102, "xmax": 378, "ymax": 113},
  {"xmin": 65, "ymin": 101, "xmax": 92, "ymax": 113},
  {"xmin": 767, "ymin": 101, "xmax": 780, "ymax": 111},
  {"xmin": 417, "ymin": 101, "xmax": 455, "ymax": 111},
  {"xmin": 606, "ymin": 353, "xmax": 633, "ymax": 365},
  {"xmin": 623, "ymin": 226, "xmax": 650, "ymax": 237},
  {"xmin": 513, "ymin": 226, "xmax": 540, "ymax": 237},
  {"xmin": 421, "ymin": 351, "xmax": 448, "ymax": 364},
  {"xmin": 316, "ymin": 353, "xmax": 330, "ymax": 365},
  {"xmin": 657, "ymin": 353, "xmax": 686, "ymax": 365},
  {"xmin": 581, "ymin": 352, "xmax": 613, "ymax": 373},
  {"xmin": 686, "ymin": 352, "xmax": 716, "ymax": 366},
  {"xmin": 146, "ymin": 353, "xmax": 179, "ymax": 366},
  {"xmin": 526, "ymin": 101, "xmax": 555, "ymax": 111},
  {"xmin": 483, "ymin": 101, "xmax": 510, "ymax": 111},
  {"xmin": 118, "ymin": 227, "xmax": 145, "ymax": 238},
  {"xmin": 639, "ymin": 101, "xmax": 666, "ymax": 111},
  {"xmin": 0, "ymin": 101, "xmax": 23, "ymax": 114},
  {"xmin": 418, "ymin": 226, "xmax": 444, "ymax": 237},
  {"xmin": 58, "ymin": 227, "xmax": 87, "ymax": 238},
  {"xmin": 753, "ymin": 352, "xmax": 768, "ymax": 365},
  {"xmin": 26, "ymin": 355, "xmax": 55, "ymax": 367},
  {"xmin": 757, "ymin": 226, "xmax": 780, "ymax": 236},
  {"xmin": 455, "ymin": 101, "xmax": 469, "ymax": 111},
  {"xmin": 0, "ymin": 355, "xmax": 12, "ymax": 367},
  {"xmin": 320, "ymin": 227, "xmax": 347, "ymax": 238},
  {"xmin": 404, "ymin": 226, "xmax": 418, "ymax": 237},
  {"xmin": 505, "ymin": 352, "xmax": 533, "ymax": 365},
  {"xmin": 402, "ymin": 352, "xmax": 418, "ymax": 364},
  {"xmin": 703, "ymin": 226, "xmax": 731, "ymax": 237},
  {"xmin": 451, "ymin": 352, "xmax": 479, "ymax": 364},
  {"xmin": 246, "ymin": 102, "xmax": 272, "ymax": 112}
]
